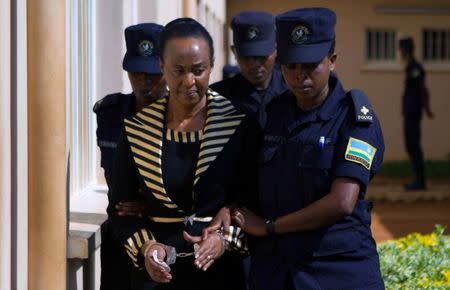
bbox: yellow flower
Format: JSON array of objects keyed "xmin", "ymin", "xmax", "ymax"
[
  {"xmin": 396, "ymin": 241, "xmax": 406, "ymax": 250},
  {"xmin": 432, "ymin": 280, "xmax": 445, "ymax": 287},
  {"xmin": 443, "ymin": 270, "xmax": 450, "ymax": 283},
  {"xmin": 395, "ymin": 235, "xmax": 415, "ymax": 248},
  {"xmin": 417, "ymin": 233, "xmax": 437, "ymax": 247},
  {"xmin": 417, "ymin": 276, "xmax": 430, "ymax": 288}
]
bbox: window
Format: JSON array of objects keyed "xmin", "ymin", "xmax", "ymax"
[
  {"xmin": 423, "ymin": 29, "xmax": 450, "ymax": 62},
  {"xmin": 365, "ymin": 28, "xmax": 397, "ymax": 62},
  {"xmin": 68, "ymin": 0, "xmax": 95, "ymax": 196}
]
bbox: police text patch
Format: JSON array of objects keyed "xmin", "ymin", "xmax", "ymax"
[{"xmin": 345, "ymin": 137, "xmax": 376, "ymax": 170}]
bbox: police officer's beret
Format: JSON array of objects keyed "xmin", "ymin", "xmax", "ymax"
[
  {"xmin": 123, "ymin": 23, "xmax": 163, "ymax": 74},
  {"xmin": 399, "ymin": 37, "xmax": 414, "ymax": 51},
  {"xmin": 231, "ymin": 11, "xmax": 276, "ymax": 57},
  {"xmin": 276, "ymin": 7, "xmax": 336, "ymax": 64}
]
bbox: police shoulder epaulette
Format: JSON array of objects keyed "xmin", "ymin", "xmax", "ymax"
[
  {"xmin": 93, "ymin": 93, "xmax": 122, "ymax": 113},
  {"xmin": 348, "ymin": 89, "xmax": 373, "ymax": 124}
]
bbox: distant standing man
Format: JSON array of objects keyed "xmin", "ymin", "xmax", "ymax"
[
  {"xmin": 399, "ymin": 37, "xmax": 434, "ymax": 191},
  {"xmin": 93, "ymin": 23, "xmax": 166, "ymax": 290},
  {"xmin": 210, "ymin": 11, "xmax": 287, "ymax": 127}
]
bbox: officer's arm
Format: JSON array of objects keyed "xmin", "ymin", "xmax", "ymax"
[
  {"xmin": 232, "ymin": 178, "xmax": 360, "ymax": 237},
  {"xmin": 420, "ymin": 80, "xmax": 434, "ymax": 118},
  {"xmin": 270, "ymin": 178, "xmax": 359, "ymax": 234}
]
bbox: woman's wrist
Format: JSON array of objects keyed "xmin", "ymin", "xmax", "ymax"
[
  {"xmin": 215, "ymin": 231, "xmax": 227, "ymax": 258},
  {"xmin": 141, "ymin": 239, "xmax": 157, "ymax": 257}
]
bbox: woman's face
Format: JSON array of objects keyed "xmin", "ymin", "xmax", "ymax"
[
  {"xmin": 281, "ymin": 54, "xmax": 336, "ymax": 108},
  {"xmin": 160, "ymin": 37, "xmax": 213, "ymax": 108}
]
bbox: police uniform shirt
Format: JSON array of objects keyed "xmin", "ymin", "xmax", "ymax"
[
  {"xmin": 253, "ymin": 74, "xmax": 385, "ymax": 290},
  {"xmin": 93, "ymin": 93, "xmax": 136, "ymax": 191},
  {"xmin": 209, "ymin": 68, "xmax": 287, "ymax": 127},
  {"xmin": 403, "ymin": 58, "xmax": 425, "ymax": 116}
]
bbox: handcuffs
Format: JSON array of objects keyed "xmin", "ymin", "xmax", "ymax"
[
  {"xmin": 148, "ymin": 231, "xmax": 226, "ymax": 271},
  {"xmin": 151, "ymin": 244, "xmax": 200, "ymax": 272}
]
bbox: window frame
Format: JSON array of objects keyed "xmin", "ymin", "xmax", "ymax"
[
  {"xmin": 422, "ymin": 28, "xmax": 450, "ymax": 67},
  {"xmin": 365, "ymin": 28, "xmax": 398, "ymax": 63},
  {"xmin": 67, "ymin": 0, "xmax": 99, "ymax": 197}
]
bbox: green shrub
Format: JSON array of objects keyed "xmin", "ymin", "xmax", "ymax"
[
  {"xmin": 378, "ymin": 160, "xmax": 450, "ymax": 179},
  {"xmin": 378, "ymin": 225, "xmax": 450, "ymax": 289}
]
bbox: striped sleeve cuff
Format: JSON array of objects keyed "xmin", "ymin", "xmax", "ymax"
[
  {"xmin": 124, "ymin": 228, "xmax": 155, "ymax": 268},
  {"xmin": 224, "ymin": 225, "xmax": 248, "ymax": 254}
]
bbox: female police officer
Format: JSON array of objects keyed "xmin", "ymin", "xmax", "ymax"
[{"xmin": 231, "ymin": 7, "xmax": 385, "ymax": 290}]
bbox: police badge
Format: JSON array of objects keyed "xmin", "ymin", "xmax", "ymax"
[
  {"xmin": 246, "ymin": 26, "xmax": 259, "ymax": 41},
  {"xmin": 291, "ymin": 25, "xmax": 309, "ymax": 44},
  {"xmin": 138, "ymin": 40, "xmax": 154, "ymax": 57}
]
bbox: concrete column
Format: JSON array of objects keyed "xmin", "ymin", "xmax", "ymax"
[
  {"xmin": 183, "ymin": 0, "xmax": 197, "ymax": 18},
  {"xmin": 28, "ymin": 0, "xmax": 67, "ymax": 289},
  {"xmin": 0, "ymin": 0, "xmax": 12, "ymax": 288}
]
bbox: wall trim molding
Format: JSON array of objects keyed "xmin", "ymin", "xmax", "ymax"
[{"xmin": 376, "ymin": 6, "xmax": 450, "ymax": 14}]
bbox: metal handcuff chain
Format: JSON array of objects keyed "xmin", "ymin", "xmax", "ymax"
[{"xmin": 149, "ymin": 231, "xmax": 226, "ymax": 266}]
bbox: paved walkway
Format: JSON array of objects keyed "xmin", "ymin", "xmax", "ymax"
[{"xmin": 367, "ymin": 177, "xmax": 450, "ymax": 243}]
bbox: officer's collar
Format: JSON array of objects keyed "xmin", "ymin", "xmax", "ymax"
[
  {"xmin": 267, "ymin": 68, "xmax": 288, "ymax": 96},
  {"xmin": 316, "ymin": 73, "xmax": 346, "ymax": 121},
  {"xmin": 235, "ymin": 73, "xmax": 255, "ymax": 92},
  {"xmin": 406, "ymin": 58, "xmax": 418, "ymax": 70},
  {"xmin": 286, "ymin": 95, "xmax": 320, "ymax": 133},
  {"xmin": 286, "ymin": 73, "xmax": 345, "ymax": 133},
  {"xmin": 235, "ymin": 68, "xmax": 287, "ymax": 97}
]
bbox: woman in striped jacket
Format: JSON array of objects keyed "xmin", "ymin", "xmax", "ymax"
[{"xmin": 108, "ymin": 17, "xmax": 259, "ymax": 290}]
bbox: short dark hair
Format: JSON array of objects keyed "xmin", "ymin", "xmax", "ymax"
[
  {"xmin": 160, "ymin": 18, "xmax": 215, "ymax": 65},
  {"xmin": 399, "ymin": 37, "xmax": 414, "ymax": 55}
]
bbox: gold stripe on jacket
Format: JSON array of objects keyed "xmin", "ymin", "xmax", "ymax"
[{"xmin": 123, "ymin": 89, "xmax": 245, "ymax": 214}]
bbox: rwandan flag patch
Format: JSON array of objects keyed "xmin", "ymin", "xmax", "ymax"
[{"xmin": 345, "ymin": 137, "xmax": 377, "ymax": 170}]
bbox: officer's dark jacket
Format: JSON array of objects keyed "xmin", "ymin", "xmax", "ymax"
[
  {"xmin": 93, "ymin": 92, "xmax": 136, "ymax": 191},
  {"xmin": 252, "ymin": 74, "xmax": 385, "ymax": 289},
  {"xmin": 209, "ymin": 68, "xmax": 287, "ymax": 127},
  {"xmin": 108, "ymin": 90, "xmax": 260, "ymax": 268},
  {"xmin": 403, "ymin": 58, "xmax": 425, "ymax": 116}
]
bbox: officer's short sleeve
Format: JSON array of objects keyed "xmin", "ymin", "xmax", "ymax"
[{"xmin": 332, "ymin": 112, "xmax": 385, "ymax": 189}]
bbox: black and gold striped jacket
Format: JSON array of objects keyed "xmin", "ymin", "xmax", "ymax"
[{"xmin": 108, "ymin": 90, "xmax": 260, "ymax": 268}]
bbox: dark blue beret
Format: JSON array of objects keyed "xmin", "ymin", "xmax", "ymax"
[
  {"xmin": 123, "ymin": 23, "xmax": 163, "ymax": 74},
  {"xmin": 231, "ymin": 11, "xmax": 276, "ymax": 56},
  {"xmin": 276, "ymin": 7, "xmax": 336, "ymax": 64},
  {"xmin": 399, "ymin": 37, "xmax": 414, "ymax": 51}
]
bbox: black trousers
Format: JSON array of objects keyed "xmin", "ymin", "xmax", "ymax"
[
  {"xmin": 403, "ymin": 114, "xmax": 425, "ymax": 184},
  {"xmin": 100, "ymin": 221, "xmax": 133, "ymax": 290}
]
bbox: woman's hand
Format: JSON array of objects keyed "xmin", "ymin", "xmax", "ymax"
[
  {"xmin": 201, "ymin": 206, "xmax": 231, "ymax": 240},
  {"xmin": 115, "ymin": 201, "xmax": 148, "ymax": 217},
  {"xmin": 115, "ymin": 190, "xmax": 149, "ymax": 217},
  {"xmin": 142, "ymin": 242, "xmax": 172, "ymax": 283},
  {"xmin": 232, "ymin": 207, "xmax": 266, "ymax": 237},
  {"xmin": 183, "ymin": 231, "xmax": 225, "ymax": 271}
]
